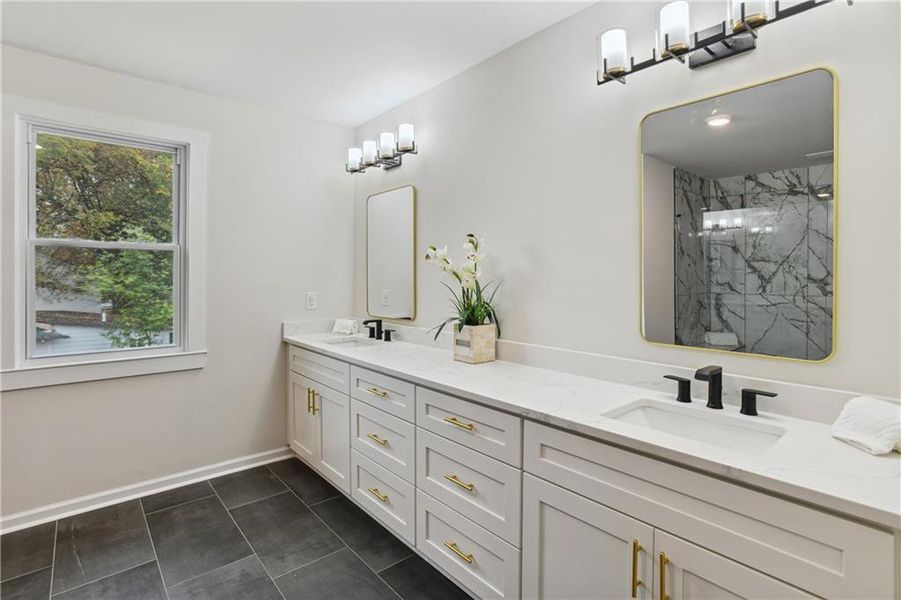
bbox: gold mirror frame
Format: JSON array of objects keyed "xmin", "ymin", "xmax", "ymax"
[
  {"xmin": 366, "ymin": 184, "xmax": 417, "ymax": 321},
  {"xmin": 638, "ymin": 67, "xmax": 838, "ymax": 363}
]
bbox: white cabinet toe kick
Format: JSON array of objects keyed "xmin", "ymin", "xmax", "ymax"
[{"xmin": 286, "ymin": 342, "xmax": 899, "ymax": 599}]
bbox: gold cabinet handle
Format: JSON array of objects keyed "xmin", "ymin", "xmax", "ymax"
[
  {"xmin": 659, "ymin": 551, "xmax": 670, "ymax": 600},
  {"xmin": 367, "ymin": 433, "xmax": 389, "ymax": 446},
  {"xmin": 367, "ymin": 387, "xmax": 388, "ymax": 398},
  {"xmin": 443, "ymin": 416, "xmax": 475, "ymax": 431},
  {"xmin": 444, "ymin": 473, "xmax": 475, "ymax": 492},
  {"xmin": 368, "ymin": 487, "xmax": 389, "ymax": 502},
  {"xmin": 307, "ymin": 388, "xmax": 313, "ymax": 413},
  {"xmin": 443, "ymin": 541, "xmax": 473, "ymax": 564},
  {"xmin": 631, "ymin": 539, "xmax": 643, "ymax": 598},
  {"xmin": 310, "ymin": 390, "xmax": 319, "ymax": 415}
]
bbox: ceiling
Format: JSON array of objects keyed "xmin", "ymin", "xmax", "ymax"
[
  {"xmin": 1, "ymin": 1, "xmax": 589, "ymax": 128},
  {"xmin": 642, "ymin": 69, "xmax": 834, "ymax": 179}
]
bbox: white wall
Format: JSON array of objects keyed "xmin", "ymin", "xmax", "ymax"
[
  {"xmin": 0, "ymin": 46, "xmax": 355, "ymax": 516},
  {"xmin": 353, "ymin": 1, "xmax": 900, "ymax": 398},
  {"xmin": 642, "ymin": 155, "xmax": 675, "ymax": 345}
]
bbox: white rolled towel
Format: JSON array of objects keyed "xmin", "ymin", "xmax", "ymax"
[{"xmin": 831, "ymin": 396, "xmax": 901, "ymax": 455}]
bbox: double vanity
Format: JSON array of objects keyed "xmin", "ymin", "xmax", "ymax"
[{"xmin": 283, "ymin": 327, "xmax": 899, "ymax": 599}]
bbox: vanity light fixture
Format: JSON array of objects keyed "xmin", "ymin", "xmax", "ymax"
[
  {"xmin": 705, "ymin": 113, "xmax": 733, "ymax": 127},
  {"xmin": 596, "ymin": 0, "xmax": 851, "ymax": 86},
  {"xmin": 347, "ymin": 123, "xmax": 417, "ymax": 173}
]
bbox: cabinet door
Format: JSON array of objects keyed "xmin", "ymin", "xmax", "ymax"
[
  {"xmin": 654, "ymin": 531, "xmax": 814, "ymax": 600},
  {"xmin": 522, "ymin": 474, "xmax": 654, "ymax": 600},
  {"xmin": 288, "ymin": 371, "xmax": 317, "ymax": 462},
  {"xmin": 313, "ymin": 384, "xmax": 350, "ymax": 493}
]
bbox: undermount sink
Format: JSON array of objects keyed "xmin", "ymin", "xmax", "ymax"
[
  {"xmin": 604, "ymin": 398, "xmax": 786, "ymax": 455},
  {"xmin": 322, "ymin": 337, "xmax": 377, "ymax": 348}
]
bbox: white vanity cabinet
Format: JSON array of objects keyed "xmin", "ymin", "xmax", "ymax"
[
  {"xmin": 522, "ymin": 473, "xmax": 654, "ymax": 600},
  {"xmin": 522, "ymin": 420, "xmax": 896, "ymax": 600},
  {"xmin": 287, "ymin": 346, "xmax": 350, "ymax": 493},
  {"xmin": 285, "ymin": 343, "xmax": 898, "ymax": 600}
]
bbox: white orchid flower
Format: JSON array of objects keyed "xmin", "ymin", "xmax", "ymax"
[
  {"xmin": 461, "ymin": 275, "xmax": 476, "ymax": 290},
  {"xmin": 438, "ymin": 257, "xmax": 455, "ymax": 273},
  {"xmin": 435, "ymin": 245, "xmax": 448, "ymax": 261}
]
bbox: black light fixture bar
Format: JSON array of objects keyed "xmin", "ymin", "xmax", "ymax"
[
  {"xmin": 346, "ymin": 143, "xmax": 418, "ymax": 174},
  {"xmin": 597, "ymin": 0, "xmax": 850, "ymax": 86}
]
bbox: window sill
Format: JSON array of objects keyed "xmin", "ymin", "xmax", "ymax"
[{"xmin": 0, "ymin": 350, "xmax": 207, "ymax": 391}]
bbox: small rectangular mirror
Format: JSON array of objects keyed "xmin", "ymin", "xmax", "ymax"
[
  {"xmin": 641, "ymin": 69, "xmax": 835, "ymax": 361},
  {"xmin": 367, "ymin": 185, "xmax": 416, "ymax": 319}
]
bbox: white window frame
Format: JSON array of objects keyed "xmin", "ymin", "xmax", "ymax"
[{"xmin": 1, "ymin": 96, "xmax": 207, "ymax": 390}]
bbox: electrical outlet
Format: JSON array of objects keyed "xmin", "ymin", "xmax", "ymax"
[
  {"xmin": 305, "ymin": 292, "xmax": 318, "ymax": 310},
  {"xmin": 381, "ymin": 289, "xmax": 391, "ymax": 306}
]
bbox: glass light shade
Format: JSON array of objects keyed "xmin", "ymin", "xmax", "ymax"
[
  {"xmin": 657, "ymin": 1, "xmax": 690, "ymax": 57},
  {"xmin": 728, "ymin": 0, "xmax": 774, "ymax": 31},
  {"xmin": 599, "ymin": 28, "xmax": 628, "ymax": 76},
  {"xmin": 379, "ymin": 132, "xmax": 396, "ymax": 158},
  {"xmin": 362, "ymin": 140, "xmax": 377, "ymax": 165},
  {"xmin": 398, "ymin": 124, "xmax": 415, "ymax": 151},
  {"xmin": 347, "ymin": 147, "xmax": 362, "ymax": 169}
]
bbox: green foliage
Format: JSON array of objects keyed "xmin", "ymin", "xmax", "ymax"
[
  {"xmin": 87, "ymin": 227, "xmax": 174, "ymax": 348},
  {"xmin": 35, "ymin": 133, "xmax": 174, "ymax": 243},
  {"xmin": 34, "ymin": 133, "xmax": 175, "ymax": 348}
]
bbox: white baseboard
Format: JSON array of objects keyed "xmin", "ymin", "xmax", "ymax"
[{"xmin": 0, "ymin": 446, "xmax": 293, "ymax": 534}]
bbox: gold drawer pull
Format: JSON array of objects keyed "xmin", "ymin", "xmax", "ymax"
[
  {"xmin": 306, "ymin": 388, "xmax": 313, "ymax": 413},
  {"xmin": 659, "ymin": 551, "xmax": 670, "ymax": 600},
  {"xmin": 631, "ymin": 539, "xmax": 642, "ymax": 598},
  {"xmin": 368, "ymin": 487, "xmax": 389, "ymax": 502},
  {"xmin": 367, "ymin": 387, "xmax": 388, "ymax": 398},
  {"xmin": 443, "ymin": 416, "xmax": 474, "ymax": 431},
  {"xmin": 367, "ymin": 433, "xmax": 389, "ymax": 446},
  {"xmin": 444, "ymin": 473, "xmax": 474, "ymax": 492},
  {"xmin": 310, "ymin": 390, "xmax": 319, "ymax": 415},
  {"xmin": 443, "ymin": 541, "xmax": 473, "ymax": 564}
]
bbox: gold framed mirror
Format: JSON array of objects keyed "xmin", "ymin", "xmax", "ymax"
[{"xmin": 640, "ymin": 68, "xmax": 836, "ymax": 361}]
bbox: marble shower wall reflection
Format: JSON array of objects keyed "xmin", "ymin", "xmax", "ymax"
[{"xmin": 673, "ymin": 164, "xmax": 833, "ymax": 360}]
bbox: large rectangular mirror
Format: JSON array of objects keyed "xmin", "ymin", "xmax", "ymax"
[
  {"xmin": 367, "ymin": 185, "xmax": 416, "ymax": 319},
  {"xmin": 641, "ymin": 69, "xmax": 835, "ymax": 361}
]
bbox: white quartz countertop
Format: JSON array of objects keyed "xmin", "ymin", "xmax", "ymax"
[{"xmin": 284, "ymin": 332, "xmax": 901, "ymax": 530}]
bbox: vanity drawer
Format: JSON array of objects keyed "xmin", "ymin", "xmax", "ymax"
[
  {"xmin": 287, "ymin": 345, "xmax": 349, "ymax": 394},
  {"xmin": 417, "ymin": 428, "xmax": 521, "ymax": 546},
  {"xmin": 523, "ymin": 421, "xmax": 895, "ymax": 599},
  {"xmin": 351, "ymin": 399, "xmax": 416, "ymax": 483},
  {"xmin": 417, "ymin": 387, "xmax": 522, "ymax": 467},
  {"xmin": 416, "ymin": 490, "xmax": 520, "ymax": 600},
  {"xmin": 350, "ymin": 366, "xmax": 415, "ymax": 422},
  {"xmin": 350, "ymin": 450, "xmax": 415, "ymax": 545}
]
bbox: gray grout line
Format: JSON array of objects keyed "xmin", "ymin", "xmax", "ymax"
[
  {"xmin": 271, "ymin": 546, "xmax": 348, "ymax": 580},
  {"xmin": 304, "ymin": 493, "xmax": 343, "ymax": 508},
  {"xmin": 265, "ymin": 467, "xmax": 404, "ymax": 600},
  {"xmin": 0, "ymin": 563, "xmax": 53, "ymax": 586},
  {"xmin": 139, "ymin": 497, "xmax": 171, "ymax": 599},
  {"xmin": 209, "ymin": 481, "xmax": 286, "ymax": 600},
  {"xmin": 165, "ymin": 554, "xmax": 263, "ymax": 591},
  {"xmin": 50, "ymin": 560, "xmax": 157, "ymax": 597},
  {"xmin": 225, "ymin": 489, "xmax": 290, "ymax": 511},
  {"xmin": 47, "ymin": 520, "xmax": 58, "ymax": 600},
  {"xmin": 142, "ymin": 492, "xmax": 217, "ymax": 517},
  {"xmin": 376, "ymin": 553, "xmax": 416, "ymax": 574}
]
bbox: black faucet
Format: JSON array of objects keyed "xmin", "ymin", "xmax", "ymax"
[
  {"xmin": 740, "ymin": 388, "xmax": 777, "ymax": 416},
  {"xmin": 362, "ymin": 319, "xmax": 383, "ymax": 340},
  {"xmin": 663, "ymin": 375, "xmax": 692, "ymax": 403},
  {"xmin": 695, "ymin": 365, "xmax": 723, "ymax": 409}
]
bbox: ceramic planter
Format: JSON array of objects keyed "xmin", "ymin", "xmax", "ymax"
[{"xmin": 453, "ymin": 324, "xmax": 497, "ymax": 364}]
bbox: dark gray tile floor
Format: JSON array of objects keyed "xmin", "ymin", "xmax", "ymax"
[{"xmin": 0, "ymin": 458, "xmax": 471, "ymax": 600}]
